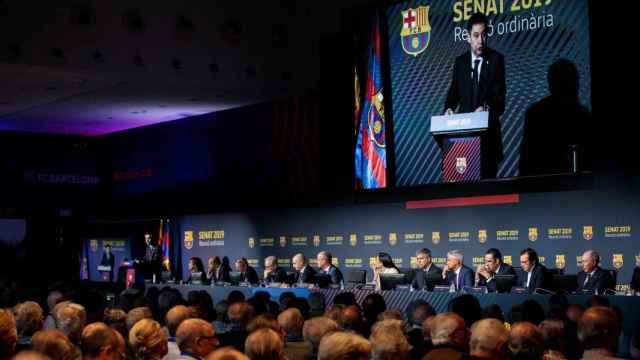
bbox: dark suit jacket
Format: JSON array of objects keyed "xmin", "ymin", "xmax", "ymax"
[
  {"xmin": 412, "ymin": 263, "xmax": 443, "ymax": 290},
  {"xmin": 478, "ymin": 263, "xmax": 516, "ymax": 292},
  {"xmin": 576, "ymin": 267, "xmax": 614, "ymax": 293},
  {"xmin": 295, "ymin": 265, "xmax": 316, "ymax": 284},
  {"xmin": 322, "ymin": 265, "xmax": 344, "ymax": 285},
  {"xmin": 445, "ymin": 265, "xmax": 474, "ymax": 290},
  {"xmin": 240, "ymin": 266, "xmax": 259, "ymax": 285},
  {"xmin": 207, "ymin": 264, "xmax": 231, "ymax": 284},
  {"xmin": 444, "ymin": 49, "xmax": 506, "ymax": 178},
  {"xmin": 517, "ymin": 264, "xmax": 549, "ymax": 293},
  {"xmin": 265, "ymin": 266, "xmax": 288, "ymax": 283},
  {"xmin": 632, "ymin": 267, "xmax": 640, "ymax": 291}
]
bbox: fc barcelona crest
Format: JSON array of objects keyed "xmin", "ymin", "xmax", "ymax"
[
  {"xmin": 184, "ymin": 231, "xmax": 194, "ymax": 250},
  {"xmin": 455, "ymin": 157, "xmax": 467, "ymax": 174},
  {"xmin": 389, "ymin": 233, "xmax": 397, "ymax": 246},
  {"xmin": 478, "ymin": 229, "xmax": 487, "ymax": 244},
  {"xmin": 400, "ymin": 6, "xmax": 431, "ymax": 57},
  {"xmin": 248, "ymin": 237, "xmax": 255, "ymax": 249},
  {"xmin": 313, "ymin": 235, "xmax": 321, "ymax": 247},
  {"xmin": 555, "ymin": 255, "xmax": 566, "ymax": 269},
  {"xmin": 528, "ymin": 227, "xmax": 538, "ymax": 242},
  {"xmin": 613, "ymin": 254, "xmax": 624, "ymax": 269},
  {"xmin": 432, "ymin": 231, "xmax": 440, "ymax": 245},
  {"xmin": 350, "ymin": 234, "xmax": 358, "ymax": 247},
  {"xmin": 90, "ymin": 239, "xmax": 98, "ymax": 252},
  {"xmin": 583, "ymin": 226, "xmax": 593, "ymax": 240},
  {"xmin": 279, "ymin": 236, "xmax": 287, "ymax": 247}
]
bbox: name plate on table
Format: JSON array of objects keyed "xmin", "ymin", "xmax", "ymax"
[
  {"xmin": 433, "ymin": 285, "xmax": 452, "ymax": 292},
  {"xmin": 97, "ymin": 266, "xmax": 112, "ymax": 272},
  {"xmin": 464, "ymin": 286, "xmax": 488, "ymax": 294},
  {"xmin": 293, "ymin": 283, "xmax": 311, "ymax": 288},
  {"xmin": 238, "ymin": 281, "xmax": 251, "ymax": 287},
  {"xmin": 266, "ymin": 282, "xmax": 282, "ymax": 288},
  {"xmin": 510, "ymin": 286, "xmax": 528, "ymax": 294},
  {"xmin": 430, "ymin": 111, "xmax": 488, "ymax": 135}
]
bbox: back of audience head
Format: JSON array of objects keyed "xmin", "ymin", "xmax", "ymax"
[
  {"xmin": 318, "ymin": 331, "xmax": 371, "ymax": 360},
  {"xmin": 12, "ymin": 351, "xmax": 49, "ymax": 360},
  {"xmin": 508, "ymin": 321, "xmax": 544, "ymax": 360},
  {"xmin": 227, "ymin": 302, "xmax": 254, "ymax": 331},
  {"xmin": 448, "ymin": 294, "xmax": 481, "ymax": 328},
  {"xmin": 369, "ymin": 320, "xmax": 409, "ymax": 360},
  {"xmin": 55, "ymin": 302, "xmax": 86, "ymax": 345},
  {"xmin": 246, "ymin": 314, "xmax": 281, "ymax": 335},
  {"xmin": 126, "ymin": 307, "xmax": 152, "ymax": 332},
  {"xmin": 244, "ymin": 328, "xmax": 285, "ymax": 360},
  {"xmin": 566, "ymin": 304, "xmax": 584, "ymax": 323},
  {"xmin": 166, "ymin": 305, "xmax": 195, "ymax": 337},
  {"xmin": 333, "ymin": 292, "xmax": 357, "ymax": 307},
  {"xmin": 176, "ymin": 318, "xmax": 219, "ymax": 359},
  {"xmin": 278, "ymin": 292, "xmax": 296, "ymax": 310},
  {"xmin": 188, "ymin": 291, "xmax": 215, "ymax": 322},
  {"xmin": 128, "ymin": 318, "xmax": 167, "ymax": 360},
  {"xmin": 227, "ymin": 291, "xmax": 246, "ymax": 305},
  {"xmin": 46, "ymin": 291, "xmax": 66, "ymax": 314},
  {"xmin": 339, "ymin": 306, "xmax": 362, "ymax": 332},
  {"xmin": 325, "ymin": 305, "xmax": 344, "ymax": 322},
  {"xmin": 13, "ymin": 301, "xmax": 43, "ymax": 339},
  {"xmin": 548, "ymin": 294, "xmax": 569, "ymax": 320},
  {"xmin": 361, "ymin": 294, "xmax": 386, "ymax": 323},
  {"xmin": 577, "ymin": 306, "xmax": 620, "ymax": 354},
  {"xmin": 377, "ymin": 309, "xmax": 403, "ymax": 322},
  {"xmin": 481, "ymin": 304, "xmax": 505, "ymax": 322},
  {"xmin": 430, "ymin": 312, "xmax": 467, "ymax": 350},
  {"xmin": 520, "ymin": 299, "xmax": 545, "ymax": 325},
  {"xmin": 469, "ymin": 318, "xmax": 509, "ymax": 360},
  {"xmin": 302, "ymin": 317, "xmax": 338, "ymax": 352},
  {"xmin": 80, "ymin": 322, "xmax": 120, "ymax": 360},
  {"xmin": 407, "ymin": 300, "xmax": 434, "ymax": 327},
  {"xmin": 31, "ymin": 329, "xmax": 75, "ymax": 360},
  {"xmin": 539, "ymin": 319, "xmax": 566, "ymax": 355},
  {"xmin": 277, "ymin": 308, "xmax": 304, "ymax": 338},
  {"xmin": 0, "ymin": 309, "xmax": 17, "ymax": 359},
  {"xmin": 102, "ymin": 308, "xmax": 127, "ymax": 338},
  {"xmin": 307, "ymin": 293, "xmax": 326, "ymax": 318},
  {"xmin": 205, "ymin": 347, "xmax": 249, "ymax": 360},
  {"xmin": 157, "ymin": 289, "xmax": 185, "ymax": 324}
]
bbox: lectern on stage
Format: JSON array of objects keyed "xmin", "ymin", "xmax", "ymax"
[{"xmin": 430, "ymin": 111, "xmax": 488, "ymax": 182}]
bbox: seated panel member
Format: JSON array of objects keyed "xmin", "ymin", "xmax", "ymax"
[
  {"xmin": 517, "ymin": 248, "xmax": 549, "ymax": 293},
  {"xmin": 476, "ymin": 248, "xmax": 516, "ymax": 292},
  {"xmin": 411, "ymin": 248, "xmax": 443, "ymax": 290},
  {"xmin": 263, "ymin": 256, "xmax": 287, "ymax": 284},
  {"xmin": 316, "ymin": 251, "xmax": 343, "ymax": 286},
  {"xmin": 442, "ymin": 250, "xmax": 474, "ymax": 290},
  {"xmin": 185, "ymin": 257, "xmax": 207, "ymax": 284},
  {"xmin": 235, "ymin": 258, "xmax": 259, "ymax": 285},
  {"xmin": 206, "ymin": 256, "xmax": 226, "ymax": 284},
  {"xmin": 292, "ymin": 253, "xmax": 316, "ymax": 285},
  {"xmin": 576, "ymin": 250, "xmax": 613, "ymax": 294},
  {"xmin": 371, "ymin": 252, "xmax": 400, "ymax": 291}
]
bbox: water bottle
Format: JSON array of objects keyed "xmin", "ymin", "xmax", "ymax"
[{"xmin": 449, "ymin": 283, "xmax": 455, "ymax": 293}]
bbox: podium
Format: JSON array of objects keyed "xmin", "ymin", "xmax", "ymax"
[
  {"xmin": 97, "ymin": 265, "xmax": 112, "ymax": 282},
  {"xmin": 430, "ymin": 111, "xmax": 488, "ymax": 182}
]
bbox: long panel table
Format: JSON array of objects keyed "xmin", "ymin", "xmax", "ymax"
[{"xmin": 149, "ymin": 284, "xmax": 640, "ymax": 333}]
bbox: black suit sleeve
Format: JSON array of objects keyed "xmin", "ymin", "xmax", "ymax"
[
  {"xmin": 484, "ymin": 52, "xmax": 506, "ymax": 116},
  {"xmin": 304, "ymin": 267, "xmax": 316, "ymax": 284},
  {"xmin": 330, "ymin": 267, "xmax": 344, "ymax": 285},
  {"xmin": 247, "ymin": 267, "xmax": 259, "ymax": 285},
  {"xmin": 445, "ymin": 57, "xmax": 462, "ymax": 112}
]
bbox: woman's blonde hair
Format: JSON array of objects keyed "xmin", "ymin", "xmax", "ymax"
[{"xmin": 128, "ymin": 319, "xmax": 167, "ymax": 360}]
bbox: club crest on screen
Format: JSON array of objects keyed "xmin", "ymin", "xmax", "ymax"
[
  {"xmin": 350, "ymin": 234, "xmax": 358, "ymax": 247},
  {"xmin": 555, "ymin": 254, "xmax": 566, "ymax": 269},
  {"xmin": 583, "ymin": 225, "xmax": 593, "ymax": 240},
  {"xmin": 613, "ymin": 254, "xmax": 624, "ymax": 269},
  {"xmin": 90, "ymin": 239, "xmax": 98, "ymax": 252},
  {"xmin": 528, "ymin": 227, "xmax": 538, "ymax": 242},
  {"xmin": 389, "ymin": 232, "xmax": 397, "ymax": 246},
  {"xmin": 183, "ymin": 231, "xmax": 193, "ymax": 250},
  {"xmin": 400, "ymin": 6, "xmax": 431, "ymax": 57},
  {"xmin": 313, "ymin": 235, "xmax": 321, "ymax": 247},
  {"xmin": 456, "ymin": 157, "xmax": 467, "ymax": 174},
  {"xmin": 279, "ymin": 236, "xmax": 287, "ymax": 247},
  {"xmin": 248, "ymin": 237, "xmax": 255, "ymax": 249},
  {"xmin": 432, "ymin": 231, "xmax": 440, "ymax": 244},
  {"xmin": 478, "ymin": 229, "xmax": 487, "ymax": 243}
]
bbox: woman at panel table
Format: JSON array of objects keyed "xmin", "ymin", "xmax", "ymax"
[
  {"xmin": 185, "ymin": 256, "xmax": 207, "ymax": 285},
  {"xmin": 371, "ymin": 252, "xmax": 400, "ymax": 291}
]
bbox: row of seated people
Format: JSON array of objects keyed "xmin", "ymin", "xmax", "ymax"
[{"xmin": 182, "ymin": 248, "xmax": 618, "ymax": 294}]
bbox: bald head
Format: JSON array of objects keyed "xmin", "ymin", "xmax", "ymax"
[
  {"xmin": 126, "ymin": 307, "xmax": 152, "ymax": 331},
  {"xmin": 166, "ymin": 305, "xmax": 194, "ymax": 337},
  {"xmin": 509, "ymin": 322, "xmax": 543, "ymax": 359},
  {"xmin": 469, "ymin": 319, "xmax": 508, "ymax": 359},
  {"xmin": 80, "ymin": 322, "xmax": 120, "ymax": 360},
  {"xmin": 176, "ymin": 319, "xmax": 218, "ymax": 358},
  {"xmin": 227, "ymin": 303, "xmax": 254, "ymax": 330},
  {"xmin": 278, "ymin": 308, "xmax": 304, "ymax": 337},
  {"xmin": 0, "ymin": 309, "xmax": 17, "ymax": 358},
  {"xmin": 205, "ymin": 347, "xmax": 249, "ymax": 360},
  {"xmin": 430, "ymin": 312, "xmax": 466, "ymax": 348},
  {"xmin": 292, "ymin": 253, "xmax": 307, "ymax": 271},
  {"xmin": 340, "ymin": 306, "xmax": 361, "ymax": 331},
  {"xmin": 303, "ymin": 317, "xmax": 339, "ymax": 350},
  {"xmin": 578, "ymin": 306, "xmax": 620, "ymax": 352}
]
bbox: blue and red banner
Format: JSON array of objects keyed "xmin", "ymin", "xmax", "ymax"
[
  {"xmin": 159, "ymin": 219, "xmax": 171, "ymax": 272},
  {"xmin": 355, "ymin": 12, "xmax": 387, "ymax": 189}
]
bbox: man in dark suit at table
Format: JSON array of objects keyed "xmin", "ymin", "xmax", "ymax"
[
  {"xmin": 316, "ymin": 251, "xmax": 343, "ymax": 286},
  {"xmin": 517, "ymin": 248, "xmax": 549, "ymax": 293},
  {"xmin": 234, "ymin": 258, "xmax": 259, "ymax": 285},
  {"xmin": 444, "ymin": 12, "xmax": 506, "ymax": 179},
  {"xmin": 442, "ymin": 249, "xmax": 474, "ymax": 291},
  {"xmin": 263, "ymin": 255, "xmax": 288, "ymax": 284},
  {"xmin": 576, "ymin": 250, "xmax": 614, "ymax": 294},
  {"xmin": 476, "ymin": 248, "xmax": 516, "ymax": 292},
  {"xmin": 292, "ymin": 253, "xmax": 316, "ymax": 285},
  {"xmin": 412, "ymin": 248, "xmax": 443, "ymax": 290}
]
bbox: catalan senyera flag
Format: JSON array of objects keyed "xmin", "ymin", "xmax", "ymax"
[
  {"xmin": 159, "ymin": 219, "xmax": 171, "ymax": 272},
  {"xmin": 355, "ymin": 12, "xmax": 387, "ymax": 189}
]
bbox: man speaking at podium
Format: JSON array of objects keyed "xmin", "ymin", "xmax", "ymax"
[{"xmin": 444, "ymin": 12, "xmax": 506, "ymax": 179}]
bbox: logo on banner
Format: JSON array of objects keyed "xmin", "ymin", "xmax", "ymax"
[
  {"xmin": 583, "ymin": 226, "xmax": 593, "ymax": 240},
  {"xmin": 389, "ymin": 233, "xmax": 398, "ymax": 246},
  {"xmin": 478, "ymin": 229, "xmax": 487, "ymax": 244},
  {"xmin": 313, "ymin": 235, "xmax": 321, "ymax": 247},
  {"xmin": 183, "ymin": 231, "xmax": 193, "ymax": 250},
  {"xmin": 248, "ymin": 237, "xmax": 255, "ymax": 249},
  {"xmin": 503, "ymin": 255, "xmax": 512, "ymax": 265},
  {"xmin": 528, "ymin": 227, "xmax": 538, "ymax": 242},
  {"xmin": 555, "ymin": 255, "xmax": 566, "ymax": 269},
  {"xmin": 613, "ymin": 254, "xmax": 624, "ymax": 269},
  {"xmin": 455, "ymin": 157, "xmax": 467, "ymax": 174},
  {"xmin": 432, "ymin": 231, "xmax": 440, "ymax": 244},
  {"xmin": 90, "ymin": 239, "xmax": 98, "ymax": 252},
  {"xmin": 400, "ymin": 6, "xmax": 431, "ymax": 57},
  {"xmin": 279, "ymin": 236, "xmax": 287, "ymax": 247},
  {"xmin": 350, "ymin": 234, "xmax": 358, "ymax": 247}
]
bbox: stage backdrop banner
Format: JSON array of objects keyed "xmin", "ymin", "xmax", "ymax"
[
  {"xmin": 80, "ymin": 238, "xmax": 131, "ymax": 282},
  {"xmin": 177, "ymin": 188, "xmax": 639, "ymax": 291}
]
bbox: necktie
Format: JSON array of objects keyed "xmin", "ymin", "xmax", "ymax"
[
  {"xmin": 584, "ymin": 273, "xmax": 591, "ymax": 286},
  {"xmin": 472, "ymin": 59, "xmax": 481, "ymax": 108}
]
